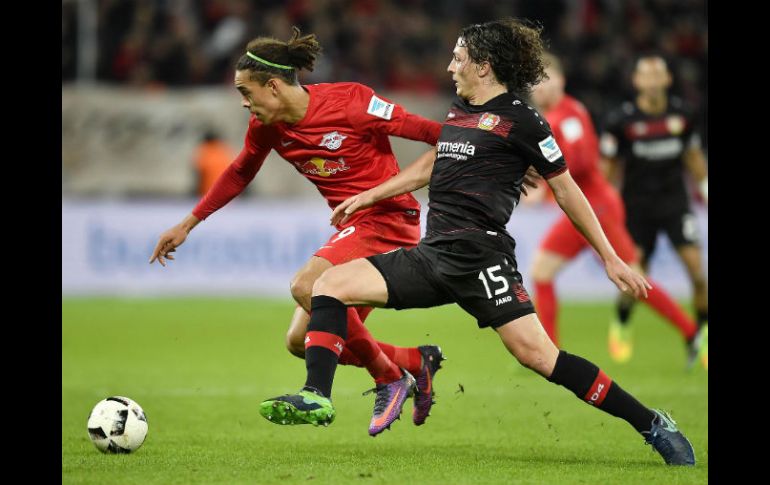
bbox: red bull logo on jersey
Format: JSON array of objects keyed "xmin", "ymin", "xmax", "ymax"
[
  {"xmin": 478, "ymin": 113, "xmax": 501, "ymax": 131},
  {"xmin": 295, "ymin": 157, "xmax": 350, "ymax": 177},
  {"xmin": 319, "ymin": 131, "xmax": 347, "ymax": 150}
]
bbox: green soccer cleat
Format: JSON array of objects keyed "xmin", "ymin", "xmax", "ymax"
[{"xmin": 259, "ymin": 388, "xmax": 336, "ymax": 427}]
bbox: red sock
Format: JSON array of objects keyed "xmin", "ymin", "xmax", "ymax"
[
  {"xmin": 339, "ymin": 308, "xmax": 401, "ymax": 384},
  {"xmin": 374, "ymin": 343, "xmax": 423, "ymax": 376},
  {"xmin": 354, "ymin": 306, "xmax": 422, "ymax": 376},
  {"xmin": 338, "ymin": 306, "xmax": 374, "ymax": 366},
  {"xmin": 534, "ymin": 281, "xmax": 559, "ymax": 346},
  {"xmin": 644, "ymin": 279, "xmax": 698, "ymax": 340},
  {"xmin": 356, "ymin": 306, "xmax": 374, "ymax": 322}
]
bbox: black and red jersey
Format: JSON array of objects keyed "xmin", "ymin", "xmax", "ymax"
[
  {"xmin": 426, "ymin": 91, "xmax": 567, "ymax": 243},
  {"xmin": 600, "ymin": 96, "xmax": 701, "ymax": 215}
]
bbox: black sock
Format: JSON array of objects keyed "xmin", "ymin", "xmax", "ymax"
[
  {"xmin": 616, "ymin": 298, "xmax": 635, "ymax": 326},
  {"xmin": 696, "ymin": 309, "xmax": 708, "ymax": 329},
  {"xmin": 303, "ymin": 296, "xmax": 348, "ymax": 398},
  {"xmin": 547, "ymin": 350, "xmax": 655, "ymax": 434},
  {"xmin": 304, "ymin": 347, "xmax": 340, "ymax": 398}
]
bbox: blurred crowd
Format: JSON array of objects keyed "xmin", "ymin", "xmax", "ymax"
[{"xmin": 62, "ymin": 0, "xmax": 707, "ymax": 139}]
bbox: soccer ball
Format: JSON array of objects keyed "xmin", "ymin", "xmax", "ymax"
[{"xmin": 87, "ymin": 396, "xmax": 148, "ymax": 453}]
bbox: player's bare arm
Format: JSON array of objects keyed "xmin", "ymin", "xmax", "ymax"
[
  {"xmin": 331, "ymin": 147, "xmax": 437, "ymax": 225},
  {"xmin": 149, "ymin": 213, "xmax": 201, "ymax": 266},
  {"xmin": 547, "ymin": 170, "xmax": 650, "ymax": 298}
]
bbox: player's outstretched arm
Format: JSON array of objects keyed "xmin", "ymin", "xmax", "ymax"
[
  {"xmin": 331, "ymin": 147, "xmax": 437, "ymax": 226},
  {"xmin": 149, "ymin": 213, "xmax": 201, "ymax": 267},
  {"xmin": 547, "ymin": 170, "xmax": 651, "ymax": 298}
]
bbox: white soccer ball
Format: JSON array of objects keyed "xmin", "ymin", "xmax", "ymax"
[{"xmin": 87, "ymin": 396, "xmax": 148, "ymax": 453}]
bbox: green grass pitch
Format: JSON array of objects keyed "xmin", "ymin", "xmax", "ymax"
[{"xmin": 62, "ymin": 298, "xmax": 707, "ymax": 484}]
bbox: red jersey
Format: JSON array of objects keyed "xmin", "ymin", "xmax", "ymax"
[
  {"xmin": 193, "ymin": 82, "xmax": 442, "ymax": 221},
  {"xmin": 544, "ymin": 95, "xmax": 613, "ymax": 202}
]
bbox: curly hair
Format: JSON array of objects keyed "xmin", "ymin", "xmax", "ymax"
[
  {"xmin": 458, "ymin": 18, "xmax": 548, "ymax": 94},
  {"xmin": 235, "ymin": 26, "xmax": 322, "ymax": 85}
]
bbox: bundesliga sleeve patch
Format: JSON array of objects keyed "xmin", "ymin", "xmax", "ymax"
[
  {"xmin": 538, "ymin": 135, "xmax": 563, "ymax": 162},
  {"xmin": 366, "ymin": 95, "xmax": 394, "ymax": 120}
]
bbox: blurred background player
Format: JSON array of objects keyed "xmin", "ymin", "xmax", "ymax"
[
  {"xmin": 194, "ymin": 129, "xmax": 235, "ymax": 197},
  {"xmin": 149, "ymin": 27, "xmax": 447, "ymax": 435},
  {"xmin": 528, "ymin": 53, "xmax": 702, "ymax": 367},
  {"xmin": 600, "ymin": 55, "xmax": 708, "ymax": 369}
]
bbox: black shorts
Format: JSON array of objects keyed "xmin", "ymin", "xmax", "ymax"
[
  {"xmin": 626, "ymin": 208, "xmax": 701, "ymax": 258},
  {"xmin": 367, "ymin": 233, "xmax": 536, "ymax": 329}
]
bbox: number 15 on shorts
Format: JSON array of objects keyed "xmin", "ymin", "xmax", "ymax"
[{"xmin": 478, "ymin": 265, "xmax": 509, "ymax": 299}]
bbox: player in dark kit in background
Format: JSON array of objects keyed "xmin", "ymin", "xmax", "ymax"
[
  {"xmin": 600, "ymin": 55, "xmax": 708, "ymax": 370},
  {"xmin": 149, "ymin": 27, "xmax": 449, "ymax": 436},
  {"xmin": 260, "ymin": 19, "xmax": 696, "ymax": 466},
  {"xmin": 529, "ymin": 54, "xmax": 701, "ymax": 365}
]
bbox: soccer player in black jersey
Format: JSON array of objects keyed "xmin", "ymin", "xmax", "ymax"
[
  {"xmin": 600, "ymin": 55, "xmax": 708, "ymax": 370},
  {"xmin": 259, "ymin": 19, "xmax": 696, "ymax": 466}
]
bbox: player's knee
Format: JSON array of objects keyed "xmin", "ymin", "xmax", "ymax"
[
  {"xmin": 312, "ymin": 268, "xmax": 348, "ymax": 301},
  {"xmin": 530, "ymin": 263, "xmax": 553, "ymax": 283},
  {"xmin": 530, "ymin": 252, "xmax": 557, "ymax": 283},
  {"xmin": 289, "ymin": 273, "xmax": 314, "ymax": 302},
  {"xmin": 285, "ymin": 327, "xmax": 306, "ymax": 359}
]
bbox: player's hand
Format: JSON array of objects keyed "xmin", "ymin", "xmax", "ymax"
[
  {"xmin": 331, "ymin": 191, "xmax": 376, "ymax": 226},
  {"xmin": 604, "ymin": 255, "xmax": 652, "ymax": 299},
  {"xmin": 149, "ymin": 225, "xmax": 188, "ymax": 267},
  {"xmin": 331, "ymin": 192, "xmax": 374, "ymax": 226},
  {"xmin": 521, "ymin": 166, "xmax": 541, "ymax": 196}
]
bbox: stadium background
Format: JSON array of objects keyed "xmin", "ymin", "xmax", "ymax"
[
  {"xmin": 62, "ymin": 1, "xmax": 708, "ymax": 483},
  {"xmin": 62, "ymin": 0, "xmax": 707, "ymax": 298}
]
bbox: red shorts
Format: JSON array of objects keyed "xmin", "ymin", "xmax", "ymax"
[
  {"xmin": 314, "ymin": 208, "xmax": 421, "ymax": 266},
  {"xmin": 540, "ymin": 192, "xmax": 638, "ymax": 264}
]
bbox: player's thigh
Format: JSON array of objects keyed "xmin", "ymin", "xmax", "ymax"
[
  {"xmin": 530, "ymin": 249, "xmax": 570, "ymax": 282},
  {"xmin": 314, "ymin": 258, "xmax": 390, "ymax": 306},
  {"xmin": 367, "ymin": 246, "xmax": 453, "ymax": 310}
]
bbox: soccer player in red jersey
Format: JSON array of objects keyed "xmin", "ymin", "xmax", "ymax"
[
  {"xmin": 528, "ymin": 54, "xmax": 703, "ymax": 366},
  {"xmin": 149, "ymin": 27, "xmax": 447, "ymax": 436}
]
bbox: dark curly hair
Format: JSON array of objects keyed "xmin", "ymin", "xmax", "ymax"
[
  {"xmin": 235, "ymin": 26, "xmax": 322, "ymax": 85},
  {"xmin": 458, "ymin": 18, "xmax": 548, "ymax": 95}
]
